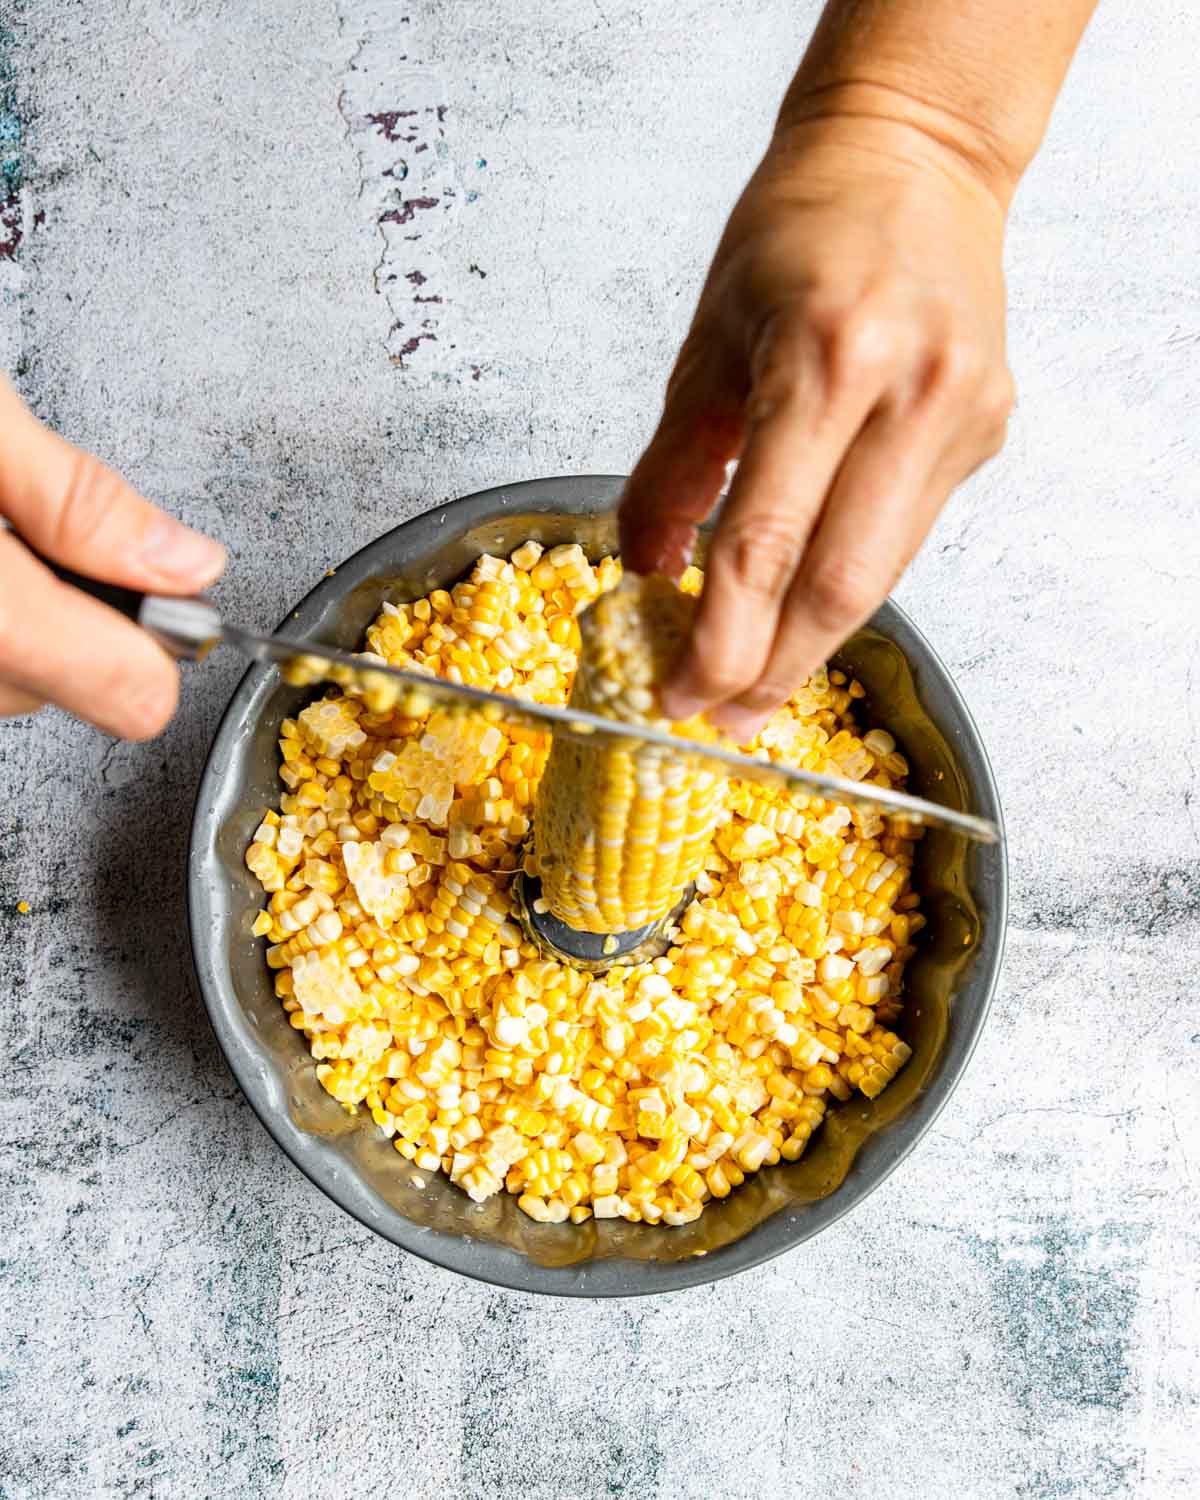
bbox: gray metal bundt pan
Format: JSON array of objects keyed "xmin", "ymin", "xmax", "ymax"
[{"xmin": 188, "ymin": 474, "xmax": 1006, "ymax": 1296}]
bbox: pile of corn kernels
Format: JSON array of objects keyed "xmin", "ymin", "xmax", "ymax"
[{"xmin": 245, "ymin": 543, "xmax": 923, "ymax": 1226}]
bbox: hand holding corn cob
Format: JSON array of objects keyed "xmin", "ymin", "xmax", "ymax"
[
  {"xmin": 620, "ymin": 0, "xmax": 1096, "ymax": 744},
  {"xmin": 0, "ymin": 375, "xmax": 225, "ymax": 737}
]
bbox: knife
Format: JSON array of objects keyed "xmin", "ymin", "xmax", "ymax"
[{"xmin": 36, "ymin": 557, "xmax": 1001, "ymax": 844}]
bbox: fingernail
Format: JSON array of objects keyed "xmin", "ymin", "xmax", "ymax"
[
  {"xmin": 141, "ymin": 516, "xmax": 226, "ymax": 583},
  {"xmin": 622, "ymin": 521, "xmax": 695, "ymax": 580},
  {"xmin": 709, "ymin": 705, "xmax": 767, "ymax": 745},
  {"xmin": 660, "ymin": 686, "xmax": 706, "ymax": 723}
]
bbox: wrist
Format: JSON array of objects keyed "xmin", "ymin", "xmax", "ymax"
[{"xmin": 775, "ymin": 77, "xmax": 1028, "ymax": 214}]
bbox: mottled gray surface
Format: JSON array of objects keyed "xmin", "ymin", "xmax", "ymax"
[{"xmin": 1, "ymin": 2, "xmax": 1198, "ymax": 1496}]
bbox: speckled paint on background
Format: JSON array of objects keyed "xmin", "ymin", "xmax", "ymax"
[
  {"xmin": 1, "ymin": 3, "xmax": 1198, "ymax": 1498},
  {"xmin": 0, "ymin": 24, "xmax": 21, "ymax": 259},
  {"xmin": 0, "ymin": 5, "xmax": 25, "ymax": 372},
  {"xmin": 336, "ymin": 6, "xmax": 463, "ymax": 369}
]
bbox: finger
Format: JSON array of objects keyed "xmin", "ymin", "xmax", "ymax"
[
  {"xmin": 0, "ymin": 378, "xmax": 225, "ymax": 593},
  {"xmin": 662, "ymin": 312, "xmax": 887, "ymax": 726},
  {"xmin": 618, "ymin": 332, "xmax": 743, "ymax": 578},
  {"xmin": 717, "ymin": 402, "xmax": 953, "ymax": 741},
  {"xmin": 0, "ymin": 531, "xmax": 180, "ymax": 739},
  {"xmin": 0, "ymin": 683, "xmax": 44, "ymax": 718}
]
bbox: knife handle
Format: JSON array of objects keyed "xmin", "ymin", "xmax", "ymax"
[
  {"xmin": 40, "ymin": 557, "xmax": 147, "ymax": 625},
  {"xmin": 26, "ymin": 545, "xmax": 222, "ymax": 660}
]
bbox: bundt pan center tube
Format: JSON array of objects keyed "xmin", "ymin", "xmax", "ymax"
[{"xmin": 188, "ymin": 474, "xmax": 1007, "ymax": 1297}]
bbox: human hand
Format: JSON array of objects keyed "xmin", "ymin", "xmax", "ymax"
[
  {"xmin": 0, "ymin": 376, "xmax": 225, "ymax": 737},
  {"xmin": 619, "ymin": 115, "xmax": 1015, "ymax": 743}
]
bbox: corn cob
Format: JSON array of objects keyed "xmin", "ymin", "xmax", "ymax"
[{"xmin": 533, "ymin": 574, "xmax": 727, "ymax": 934}]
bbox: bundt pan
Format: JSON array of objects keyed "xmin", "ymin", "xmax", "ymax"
[{"xmin": 188, "ymin": 474, "xmax": 1006, "ymax": 1296}]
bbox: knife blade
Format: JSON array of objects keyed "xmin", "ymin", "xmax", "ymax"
[
  {"xmin": 219, "ymin": 624, "xmax": 999, "ymax": 844},
  {"xmin": 36, "ymin": 557, "xmax": 1001, "ymax": 844}
]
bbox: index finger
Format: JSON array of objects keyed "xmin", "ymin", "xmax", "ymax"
[
  {"xmin": 0, "ymin": 532, "xmax": 180, "ymax": 739},
  {"xmin": 618, "ymin": 335, "xmax": 742, "ymax": 579},
  {"xmin": 660, "ymin": 316, "xmax": 884, "ymax": 728},
  {"xmin": 0, "ymin": 378, "xmax": 225, "ymax": 592}
]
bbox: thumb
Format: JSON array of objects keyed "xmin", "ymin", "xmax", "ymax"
[
  {"xmin": 0, "ymin": 378, "xmax": 225, "ymax": 593},
  {"xmin": 618, "ymin": 333, "xmax": 742, "ymax": 578}
]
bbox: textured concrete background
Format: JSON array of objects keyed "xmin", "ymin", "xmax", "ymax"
[{"xmin": 1, "ymin": 2, "xmax": 1198, "ymax": 1496}]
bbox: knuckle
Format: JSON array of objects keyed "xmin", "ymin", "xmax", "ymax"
[
  {"xmin": 969, "ymin": 372, "xmax": 1015, "ymax": 460},
  {"xmin": 936, "ymin": 337, "xmax": 987, "ymax": 392},
  {"xmin": 736, "ymin": 679, "xmax": 792, "ymax": 715},
  {"xmin": 663, "ymin": 329, "xmax": 711, "ymax": 403},
  {"xmin": 977, "ymin": 423, "xmax": 1008, "ymax": 462},
  {"xmin": 746, "ymin": 338, "xmax": 802, "ymax": 424},
  {"xmin": 746, "ymin": 305, "xmax": 827, "ymax": 423},
  {"xmin": 930, "ymin": 336, "xmax": 996, "ymax": 402},
  {"xmin": 980, "ymin": 370, "xmax": 1016, "ymax": 429},
  {"xmin": 715, "ymin": 518, "xmax": 802, "ymax": 600},
  {"xmin": 828, "ymin": 309, "xmax": 898, "ymax": 387},
  {"xmin": 684, "ymin": 640, "xmax": 754, "ymax": 702},
  {"xmin": 682, "ymin": 639, "xmax": 757, "ymax": 704},
  {"xmin": 695, "ymin": 666, "xmax": 752, "ymax": 701},
  {"xmin": 798, "ymin": 287, "xmax": 853, "ymax": 339},
  {"xmin": 51, "ymin": 449, "xmax": 124, "ymax": 556},
  {"xmin": 801, "ymin": 551, "xmax": 881, "ymax": 633}
]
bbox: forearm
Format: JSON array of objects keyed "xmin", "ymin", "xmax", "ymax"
[{"xmin": 779, "ymin": 0, "xmax": 1098, "ymax": 205}]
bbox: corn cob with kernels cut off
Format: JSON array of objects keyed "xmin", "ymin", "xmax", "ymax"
[{"xmin": 533, "ymin": 574, "xmax": 727, "ymax": 934}]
